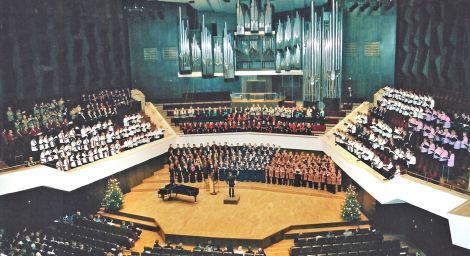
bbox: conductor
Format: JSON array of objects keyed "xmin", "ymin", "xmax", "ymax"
[{"xmin": 226, "ymin": 171, "xmax": 236, "ymax": 197}]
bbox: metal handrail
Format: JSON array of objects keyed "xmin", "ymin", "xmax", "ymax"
[
  {"xmin": 402, "ymin": 170, "xmax": 470, "ymax": 195},
  {"xmin": 230, "ymin": 92, "xmax": 285, "ymax": 101}
]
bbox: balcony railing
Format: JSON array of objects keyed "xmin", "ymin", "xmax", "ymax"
[{"xmin": 230, "ymin": 92, "xmax": 285, "ymax": 101}]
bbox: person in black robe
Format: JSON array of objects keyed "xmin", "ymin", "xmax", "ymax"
[
  {"xmin": 169, "ymin": 164, "xmax": 175, "ymax": 184},
  {"xmin": 203, "ymin": 162, "xmax": 209, "ymax": 180},
  {"xmin": 176, "ymin": 165, "xmax": 183, "ymax": 183},
  {"xmin": 182, "ymin": 164, "xmax": 189, "ymax": 183},
  {"xmin": 292, "ymin": 168, "xmax": 300, "ymax": 187},
  {"xmin": 196, "ymin": 163, "xmax": 203, "ymax": 182},
  {"xmin": 189, "ymin": 164, "xmax": 196, "ymax": 183}
]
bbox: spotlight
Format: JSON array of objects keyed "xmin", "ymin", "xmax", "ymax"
[
  {"xmin": 359, "ymin": 1, "xmax": 371, "ymax": 12},
  {"xmin": 126, "ymin": 0, "xmax": 144, "ymax": 13},
  {"xmin": 372, "ymin": 0, "xmax": 381, "ymax": 11},
  {"xmin": 384, "ymin": 0, "xmax": 394, "ymax": 10},
  {"xmin": 348, "ymin": 2, "xmax": 359, "ymax": 12}
]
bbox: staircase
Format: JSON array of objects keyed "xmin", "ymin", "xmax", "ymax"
[
  {"xmin": 154, "ymin": 104, "xmax": 182, "ymax": 134},
  {"xmin": 342, "ymin": 102, "xmax": 363, "ymax": 115}
]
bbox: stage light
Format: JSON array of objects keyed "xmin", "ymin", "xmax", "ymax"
[
  {"xmin": 359, "ymin": 1, "xmax": 371, "ymax": 12},
  {"xmin": 348, "ymin": 2, "xmax": 359, "ymax": 12},
  {"xmin": 372, "ymin": 0, "xmax": 381, "ymax": 11},
  {"xmin": 384, "ymin": 0, "xmax": 394, "ymax": 10},
  {"xmin": 125, "ymin": 0, "xmax": 144, "ymax": 13}
]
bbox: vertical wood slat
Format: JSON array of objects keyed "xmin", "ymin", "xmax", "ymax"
[{"xmin": 0, "ymin": 0, "xmax": 130, "ymax": 105}]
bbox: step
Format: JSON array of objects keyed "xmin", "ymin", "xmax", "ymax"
[
  {"xmin": 151, "ymin": 169, "xmax": 170, "ymax": 175},
  {"xmin": 133, "ymin": 180, "xmax": 345, "ymax": 200},
  {"xmin": 97, "ymin": 210, "xmax": 160, "ymax": 232},
  {"xmin": 284, "ymin": 223, "xmax": 371, "ymax": 239}
]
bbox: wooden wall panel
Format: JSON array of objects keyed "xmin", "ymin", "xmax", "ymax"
[
  {"xmin": 0, "ymin": 0, "xmax": 131, "ymax": 110},
  {"xmin": 342, "ymin": 1, "xmax": 397, "ymax": 101},
  {"xmin": 395, "ymin": 0, "xmax": 470, "ymax": 97}
]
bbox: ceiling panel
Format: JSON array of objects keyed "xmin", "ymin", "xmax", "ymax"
[{"xmin": 154, "ymin": 0, "xmax": 328, "ymax": 13}]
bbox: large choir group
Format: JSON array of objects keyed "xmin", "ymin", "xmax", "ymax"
[
  {"xmin": 1, "ymin": 88, "xmax": 165, "ymax": 170},
  {"xmin": 75, "ymin": 89, "xmax": 133, "ymax": 124},
  {"xmin": 267, "ymin": 151, "xmax": 342, "ymax": 193},
  {"xmin": 167, "ymin": 143, "xmax": 279, "ymax": 184},
  {"xmin": 167, "ymin": 143, "xmax": 343, "ymax": 193},
  {"xmin": 33, "ymin": 113, "xmax": 163, "ymax": 171},
  {"xmin": 334, "ymin": 86, "xmax": 469, "ymax": 184},
  {"xmin": 171, "ymin": 105, "xmax": 326, "ymax": 135}
]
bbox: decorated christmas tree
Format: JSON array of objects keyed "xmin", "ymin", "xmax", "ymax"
[
  {"xmin": 341, "ymin": 185, "xmax": 361, "ymax": 222},
  {"xmin": 101, "ymin": 178, "xmax": 123, "ymax": 212}
]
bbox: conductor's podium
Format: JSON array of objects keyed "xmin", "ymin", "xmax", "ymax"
[{"xmin": 224, "ymin": 195, "xmax": 240, "ymax": 204}]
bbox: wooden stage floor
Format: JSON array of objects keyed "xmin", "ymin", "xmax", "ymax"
[{"xmin": 119, "ymin": 169, "xmax": 367, "ymax": 247}]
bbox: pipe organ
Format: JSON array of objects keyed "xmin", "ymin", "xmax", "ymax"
[
  {"xmin": 303, "ymin": 0, "xmax": 343, "ymax": 103},
  {"xmin": 177, "ymin": 0, "xmax": 343, "ymax": 104}
]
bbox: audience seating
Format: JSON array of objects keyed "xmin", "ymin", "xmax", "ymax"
[
  {"xmin": 0, "ymin": 213, "xmax": 141, "ymax": 256},
  {"xmin": 135, "ymin": 245, "xmax": 267, "ymax": 256},
  {"xmin": 290, "ymin": 229, "xmax": 408, "ymax": 256}
]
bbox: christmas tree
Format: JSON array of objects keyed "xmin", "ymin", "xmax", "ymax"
[
  {"xmin": 341, "ymin": 185, "xmax": 361, "ymax": 222},
  {"xmin": 101, "ymin": 178, "xmax": 123, "ymax": 212}
]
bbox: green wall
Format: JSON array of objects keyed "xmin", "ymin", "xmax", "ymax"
[
  {"xmin": 342, "ymin": 2, "xmax": 397, "ymax": 100},
  {"xmin": 127, "ymin": 2, "xmax": 242, "ymax": 102}
]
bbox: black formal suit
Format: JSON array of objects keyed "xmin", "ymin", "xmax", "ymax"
[{"xmin": 226, "ymin": 174, "xmax": 236, "ymax": 197}]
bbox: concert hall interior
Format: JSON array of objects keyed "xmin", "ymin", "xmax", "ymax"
[{"xmin": 1, "ymin": 0, "xmax": 470, "ymax": 256}]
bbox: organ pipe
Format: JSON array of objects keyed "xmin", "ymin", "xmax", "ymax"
[
  {"xmin": 265, "ymin": 0, "xmax": 272, "ymax": 34},
  {"xmin": 236, "ymin": 0, "xmax": 244, "ymax": 34},
  {"xmin": 178, "ymin": 7, "xmax": 191, "ymax": 74},
  {"xmin": 201, "ymin": 15, "xmax": 214, "ymax": 77},
  {"xmin": 191, "ymin": 34, "xmax": 201, "ymax": 72},
  {"xmin": 223, "ymin": 22, "xmax": 235, "ymax": 79},
  {"xmin": 214, "ymin": 37, "xmax": 223, "ymax": 73},
  {"xmin": 250, "ymin": 0, "xmax": 259, "ymax": 32}
]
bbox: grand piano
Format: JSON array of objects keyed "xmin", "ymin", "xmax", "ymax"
[{"xmin": 158, "ymin": 183, "xmax": 199, "ymax": 202}]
